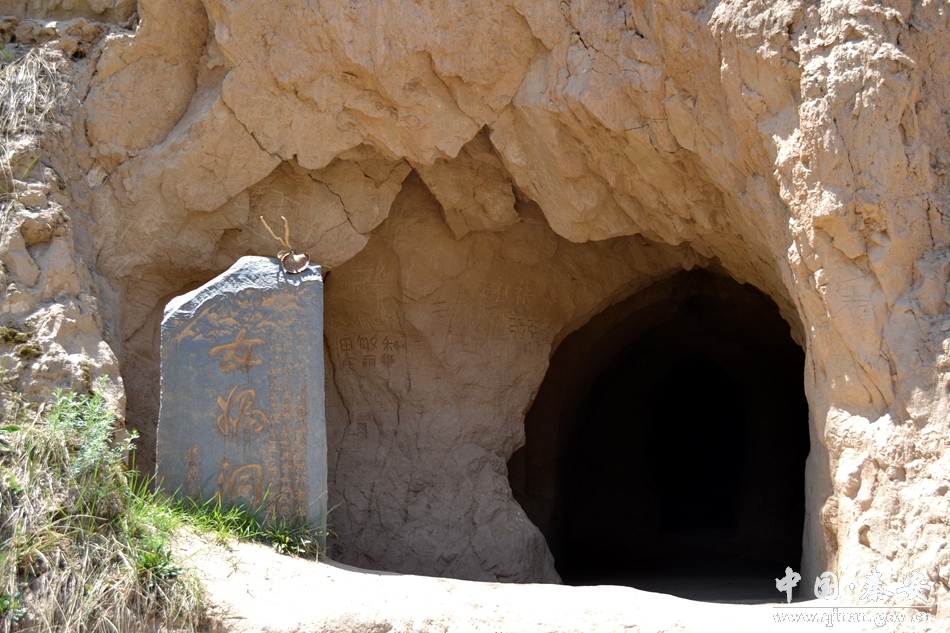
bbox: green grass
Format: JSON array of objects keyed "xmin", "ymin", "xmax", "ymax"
[
  {"xmin": 171, "ymin": 488, "xmax": 325, "ymax": 559},
  {"xmin": 0, "ymin": 381, "xmax": 204, "ymax": 632},
  {"xmin": 0, "ymin": 379, "xmax": 328, "ymax": 631}
]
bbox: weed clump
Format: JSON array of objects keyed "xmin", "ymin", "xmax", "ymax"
[
  {"xmin": 177, "ymin": 493, "xmax": 325, "ymax": 560},
  {"xmin": 0, "ymin": 328, "xmax": 30, "ymax": 345},
  {"xmin": 0, "ymin": 381, "xmax": 204, "ymax": 632},
  {"xmin": 0, "ymin": 43, "xmax": 60, "ymax": 232},
  {"xmin": 0, "ymin": 45, "xmax": 58, "ymax": 142},
  {"xmin": 13, "ymin": 344, "xmax": 40, "ymax": 360}
]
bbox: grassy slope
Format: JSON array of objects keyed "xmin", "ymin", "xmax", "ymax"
[{"xmin": 0, "ymin": 384, "xmax": 204, "ymax": 632}]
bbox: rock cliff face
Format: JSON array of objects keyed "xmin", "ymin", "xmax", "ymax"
[{"xmin": 3, "ymin": 0, "xmax": 949, "ymax": 611}]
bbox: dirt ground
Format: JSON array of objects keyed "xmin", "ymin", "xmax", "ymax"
[{"xmin": 175, "ymin": 530, "xmax": 893, "ymax": 633}]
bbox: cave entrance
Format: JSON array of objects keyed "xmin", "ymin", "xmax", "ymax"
[{"xmin": 509, "ymin": 270, "xmax": 809, "ymax": 602}]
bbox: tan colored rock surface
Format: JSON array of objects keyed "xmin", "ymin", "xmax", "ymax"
[
  {"xmin": 414, "ymin": 131, "xmax": 519, "ymax": 238},
  {"xmin": 0, "ymin": 165, "xmax": 124, "ymax": 422},
  {"xmin": 0, "ymin": 0, "xmax": 134, "ymax": 24},
  {"xmin": 1, "ymin": 0, "xmax": 949, "ymax": 626}
]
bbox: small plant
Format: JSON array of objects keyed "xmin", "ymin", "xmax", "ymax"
[
  {"xmin": 45, "ymin": 384, "xmax": 130, "ymax": 478},
  {"xmin": 0, "ymin": 373, "xmax": 325, "ymax": 632},
  {"xmin": 0, "ymin": 327, "xmax": 30, "ymax": 345},
  {"xmin": 0, "ymin": 425, "xmax": 18, "ymax": 453},
  {"xmin": 266, "ymin": 518, "xmax": 321, "ymax": 558},
  {"xmin": 79, "ymin": 360, "xmax": 92, "ymax": 390},
  {"xmin": 18, "ymin": 155, "xmax": 40, "ymax": 180},
  {"xmin": 137, "ymin": 545, "xmax": 182, "ymax": 585},
  {"xmin": 14, "ymin": 343, "xmax": 41, "ymax": 359},
  {"xmin": 0, "ymin": 590, "xmax": 26, "ymax": 625}
]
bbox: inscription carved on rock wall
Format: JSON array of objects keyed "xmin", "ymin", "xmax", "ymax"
[{"xmin": 336, "ymin": 333, "xmax": 406, "ymax": 373}]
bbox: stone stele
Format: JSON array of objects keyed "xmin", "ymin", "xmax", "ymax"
[{"xmin": 157, "ymin": 255, "xmax": 326, "ymax": 535}]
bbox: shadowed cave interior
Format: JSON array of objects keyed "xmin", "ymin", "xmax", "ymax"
[{"xmin": 509, "ymin": 270, "xmax": 810, "ymax": 602}]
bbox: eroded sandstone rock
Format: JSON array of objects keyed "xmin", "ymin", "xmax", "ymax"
[{"xmin": 2, "ymin": 0, "xmax": 948, "ymax": 622}]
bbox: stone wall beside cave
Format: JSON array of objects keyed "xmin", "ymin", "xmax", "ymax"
[{"xmin": 318, "ymin": 175, "xmax": 738, "ymax": 582}]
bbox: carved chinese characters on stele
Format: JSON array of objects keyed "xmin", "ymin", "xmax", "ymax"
[{"xmin": 157, "ymin": 256, "xmax": 326, "ymax": 537}]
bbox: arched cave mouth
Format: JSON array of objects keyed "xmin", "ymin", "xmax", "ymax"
[{"xmin": 509, "ymin": 270, "xmax": 809, "ymax": 602}]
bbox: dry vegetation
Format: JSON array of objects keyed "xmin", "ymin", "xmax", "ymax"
[
  {"xmin": 0, "ymin": 384, "xmax": 205, "ymax": 632},
  {"xmin": 0, "ymin": 42, "xmax": 205, "ymax": 633},
  {"xmin": 0, "ymin": 43, "xmax": 58, "ymax": 210},
  {"xmin": 0, "ymin": 44, "xmax": 57, "ymax": 144}
]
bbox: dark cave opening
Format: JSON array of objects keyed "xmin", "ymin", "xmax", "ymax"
[
  {"xmin": 508, "ymin": 270, "xmax": 810, "ymax": 602},
  {"xmin": 644, "ymin": 357, "xmax": 745, "ymax": 533}
]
